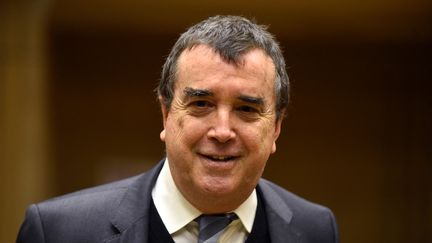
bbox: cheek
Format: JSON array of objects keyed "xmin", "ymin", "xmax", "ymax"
[
  {"xmin": 165, "ymin": 112, "xmax": 184, "ymax": 136},
  {"xmin": 166, "ymin": 115, "xmax": 206, "ymax": 147},
  {"xmin": 176, "ymin": 113, "xmax": 184, "ymax": 128},
  {"xmin": 242, "ymin": 122, "xmax": 275, "ymax": 150}
]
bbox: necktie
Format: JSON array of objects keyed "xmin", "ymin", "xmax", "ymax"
[{"xmin": 197, "ymin": 213, "xmax": 238, "ymax": 243}]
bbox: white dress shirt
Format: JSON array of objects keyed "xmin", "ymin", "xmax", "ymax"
[{"xmin": 152, "ymin": 159, "xmax": 257, "ymax": 243}]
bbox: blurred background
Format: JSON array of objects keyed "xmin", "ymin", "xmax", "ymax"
[{"xmin": 1, "ymin": 0, "xmax": 431, "ymax": 242}]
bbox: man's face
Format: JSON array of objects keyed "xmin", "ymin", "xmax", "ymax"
[{"xmin": 160, "ymin": 45, "xmax": 282, "ymax": 213}]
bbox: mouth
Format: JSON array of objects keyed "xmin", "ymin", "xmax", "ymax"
[{"xmin": 199, "ymin": 154, "xmax": 239, "ymax": 162}]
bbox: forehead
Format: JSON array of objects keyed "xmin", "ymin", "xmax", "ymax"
[{"xmin": 175, "ymin": 45, "xmax": 276, "ymax": 95}]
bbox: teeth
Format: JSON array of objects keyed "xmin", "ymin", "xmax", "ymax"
[{"xmin": 211, "ymin": 156, "xmax": 229, "ymax": 160}]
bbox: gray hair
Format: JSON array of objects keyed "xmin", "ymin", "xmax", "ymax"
[{"xmin": 157, "ymin": 15, "xmax": 289, "ymax": 120}]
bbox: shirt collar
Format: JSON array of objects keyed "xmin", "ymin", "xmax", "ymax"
[
  {"xmin": 233, "ymin": 187, "xmax": 257, "ymax": 233},
  {"xmin": 152, "ymin": 158, "xmax": 257, "ymax": 234}
]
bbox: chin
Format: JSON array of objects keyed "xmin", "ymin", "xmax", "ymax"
[
  {"xmin": 199, "ymin": 177, "xmax": 237, "ymax": 194},
  {"xmin": 199, "ymin": 178, "xmax": 253, "ymax": 203}
]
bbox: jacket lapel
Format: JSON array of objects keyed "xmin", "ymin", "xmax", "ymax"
[
  {"xmin": 103, "ymin": 161, "xmax": 302, "ymax": 243},
  {"xmin": 258, "ymin": 180, "xmax": 302, "ymax": 243},
  {"xmin": 104, "ymin": 160, "xmax": 165, "ymax": 243}
]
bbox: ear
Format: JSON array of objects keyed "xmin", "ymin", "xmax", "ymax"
[
  {"xmin": 271, "ymin": 112, "xmax": 284, "ymax": 154},
  {"xmin": 159, "ymin": 96, "xmax": 169, "ymax": 142}
]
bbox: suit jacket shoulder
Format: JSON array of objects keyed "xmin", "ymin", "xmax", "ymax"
[
  {"xmin": 17, "ymin": 161, "xmax": 338, "ymax": 243},
  {"xmin": 17, "ymin": 161, "xmax": 164, "ymax": 243}
]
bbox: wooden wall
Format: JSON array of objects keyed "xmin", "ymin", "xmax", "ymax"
[
  {"xmin": 2, "ymin": 1, "xmax": 431, "ymax": 242},
  {"xmin": 49, "ymin": 29, "xmax": 431, "ymax": 243}
]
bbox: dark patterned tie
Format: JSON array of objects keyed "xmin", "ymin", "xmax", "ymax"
[{"xmin": 197, "ymin": 213, "xmax": 238, "ymax": 243}]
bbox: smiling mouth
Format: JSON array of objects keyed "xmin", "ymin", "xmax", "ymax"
[{"xmin": 200, "ymin": 154, "xmax": 238, "ymax": 162}]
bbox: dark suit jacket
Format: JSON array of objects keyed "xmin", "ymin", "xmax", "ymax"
[{"xmin": 17, "ymin": 160, "xmax": 339, "ymax": 243}]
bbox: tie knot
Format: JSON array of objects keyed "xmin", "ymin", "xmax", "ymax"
[{"xmin": 197, "ymin": 213, "xmax": 238, "ymax": 243}]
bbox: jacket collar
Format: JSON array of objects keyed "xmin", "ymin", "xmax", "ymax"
[
  {"xmin": 104, "ymin": 160, "xmax": 164, "ymax": 243},
  {"xmin": 104, "ymin": 160, "xmax": 300, "ymax": 243},
  {"xmin": 258, "ymin": 179, "xmax": 301, "ymax": 243}
]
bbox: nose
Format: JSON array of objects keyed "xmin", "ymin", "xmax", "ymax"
[{"xmin": 207, "ymin": 109, "xmax": 236, "ymax": 143}]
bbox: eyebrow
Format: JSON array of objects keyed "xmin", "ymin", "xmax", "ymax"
[
  {"xmin": 238, "ymin": 95, "xmax": 264, "ymax": 105},
  {"xmin": 183, "ymin": 87, "xmax": 264, "ymax": 105},
  {"xmin": 183, "ymin": 87, "xmax": 213, "ymax": 97}
]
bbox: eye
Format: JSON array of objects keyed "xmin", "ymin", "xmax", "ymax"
[
  {"xmin": 238, "ymin": 105, "xmax": 259, "ymax": 113},
  {"xmin": 187, "ymin": 100, "xmax": 213, "ymax": 116},
  {"xmin": 191, "ymin": 100, "xmax": 210, "ymax": 107}
]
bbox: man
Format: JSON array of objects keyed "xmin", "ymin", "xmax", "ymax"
[{"xmin": 17, "ymin": 15, "xmax": 339, "ymax": 243}]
